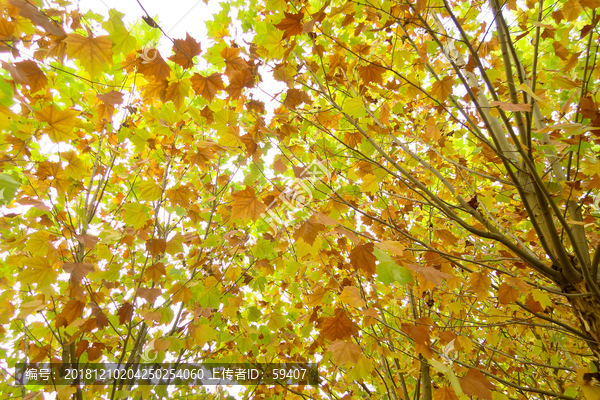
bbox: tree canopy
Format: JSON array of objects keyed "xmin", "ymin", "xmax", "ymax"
[{"xmin": 1, "ymin": 0, "xmax": 600, "ymax": 398}]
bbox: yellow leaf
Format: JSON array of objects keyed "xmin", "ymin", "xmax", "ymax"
[
  {"xmin": 138, "ymin": 180, "xmax": 163, "ymax": 201},
  {"xmin": 339, "ymin": 286, "xmax": 366, "ymax": 308},
  {"xmin": 329, "ymin": 339, "xmax": 362, "ymax": 365},
  {"xmin": 164, "ymin": 78, "xmax": 191, "ymax": 110},
  {"xmin": 468, "ymin": 272, "xmax": 491, "ymax": 301},
  {"xmin": 64, "ymin": 33, "xmax": 113, "ymax": 77},
  {"xmin": 18, "ymin": 256, "xmax": 57, "ymax": 287},
  {"xmin": 497, "ymin": 283, "xmax": 519, "ymax": 305},
  {"xmin": 170, "ymin": 283, "xmax": 193, "ymax": 304},
  {"xmin": 62, "ymin": 151, "xmax": 86, "ymax": 180},
  {"xmin": 375, "ymin": 240, "xmax": 405, "ymax": 255},
  {"xmin": 35, "ymin": 106, "xmax": 79, "ymax": 142},
  {"xmin": 25, "ymin": 231, "xmax": 53, "ymax": 256},
  {"xmin": 306, "ymin": 286, "xmax": 328, "ymax": 307}
]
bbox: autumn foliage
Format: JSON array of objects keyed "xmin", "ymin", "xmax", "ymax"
[{"xmin": 2, "ymin": 0, "xmax": 600, "ymax": 399}]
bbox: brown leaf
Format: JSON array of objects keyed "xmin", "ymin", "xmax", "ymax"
[
  {"xmin": 146, "ymin": 262, "xmax": 166, "ymax": 282},
  {"xmin": 231, "ymin": 186, "xmax": 267, "ymax": 221},
  {"xmin": 117, "ymin": 302, "xmax": 133, "ymax": 325},
  {"xmin": 525, "ymin": 292, "xmax": 543, "ymax": 313},
  {"xmin": 138, "ymin": 288, "xmax": 162, "ymax": 304},
  {"xmin": 489, "ymin": 100, "xmax": 532, "ymax": 112},
  {"xmin": 13, "ymin": 60, "xmax": 47, "ymax": 92},
  {"xmin": 284, "ymin": 88, "xmax": 311, "ymax": 109},
  {"xmin": 329, "ymin": 339, "xmax": 362, "ymax": 365},
  {"xmin": 168, "ymin": 33, "xmax": 201, "ymax": 69},
  {"xmin": 349, "ymin": 243, "xmax": 377, "ymax": 277},
  {"xmin": 294, "ymin": 218, "xmax": 325, "ymax": 245},
  {"xmin": 146, "ymin": 238, "xmax": 166, "ymax": 256},
  {"xmin": 75, "ymin": 233, "xmax": 99, "ymax": 249},
  {"xmin": 402, "ymin": 323, "xmax": 430, "ymax": 346},
  {"xmin": 358, "ymin": 63, "xmax": 385, "ymax": 85},
  {"xmin": 552, "ymin": 41, "xmax": 570, "ymax": 60},
  {"xmin": 8, "ymin": 0, "xmax": 66, "ymax": 37},
  {"xmin": 321, "ymin": 309, "xmax": 358, "ymax": 341},
  {"xmin": 137, "ymin": 50, "xmax": 171, "ymax": 80},
  {"xmin": 221, "ymin": 47, "xmax": 248, "ymax": 73},
  {"xmin": 225, "ymin": 69, "xmax": 255, "ymax": 99},
  {"xmin": 62, "ymin": 262, "xmax": 95, "ymax": 283},
  {"xmin": 89, "ymin": 303, "xmax": 108, "ymax": 329},
  {"xmin": 97, "ymin": 91, "xmax": 124, "ymax": 106},
  {"xmin": 274, "ymin": 12, "xmax": 305, "ymax": 38},
  {"xmin": 459, "ymin": 369, "xmax": 495, "ymax": 400},
  {"xmin": 404, "ymin": 263, "xmax": 453, "ymax": 286}
]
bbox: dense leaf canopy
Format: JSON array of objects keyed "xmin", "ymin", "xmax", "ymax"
[{"xmin": 1, "ymin": 0, "xmax": 600, "ymax": 399}]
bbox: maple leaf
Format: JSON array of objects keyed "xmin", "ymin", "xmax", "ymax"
[
  {"xmin": 221, "ymin": 47, "xmax": 248, "ymax": 73},
  {"xmin": 497, "ymin": 283, "xmax": 519, "ymax": 305},
  {"xmin": 170, "ymin": 283, "xmax": 193, "ymax": 303},
  {"xmin": 164, "ymin": 78, "xmax": 191, "ymax": 110},
  {"xmin": 468, "ymin": 272, "xmax": 491, "ymax": 301},
  {"xmin": 117, "ymin": 302, "xmax": 133, "ymax": 325},
  {"xmin": 459, "ymin": 369, "xmax": 495, "ymax": 400},
  {"xmin": 274, "ymin": 11, "xmax": 304, "ymax": 38},
  {"xmin": 339, "ymin": 286, "xmax": 366, "ymax": 308},
  {"xmin": 57, "ymin": 300, "xmax": 85, "ymax": 325},
  {"xmin": 34, "ymin": 106, "xmax": 79, "ymax": 142},
  {"xmin": 8, "ymin": 0, "xmax": 66, "ymax": 37},
  {"xmin": 89, "ymin": 303, "xmax": 108, "ymax": 329},
  {"xmin": 97, "ymin": 91, "xmax": 124, "ymax": 107},
  {"xmin": 293, "ymin": 218, "xmax": 325, "ymax": 245},
  {"xmin": 62, "ymin": 262, "xmax": 95, "ymax": 283},
  {"xmin": 321, "ymin": 309, "xmax": 358, "ymax": 341},
  {"xmin": 403, "ymin": 262, "xmax": 453, "ymax": 286},
  {"xmin": 138, "ymin": 288, "xmax": 162, "ymax": 304},
  {"xmin": 489, "ymin": 101, "xmax": 532, "ymax": 112},
  {"xmin": 433, "ymin": 387, "xmax": 459, "ymax": 400},
  {"xmin": 350, "ymin": 243, "xmax": 377, "ymax": 277},
  {"xmin": 137, "ymin": 51, "xmax": 171, "ymax": 80},
  {"xmin": 358, "ymin": 63, "xmax": 385, "ymax": 85},
  {"xmin": 146, "ymin": 262, "xmax": 166, "ymax": 282},
  {"xmin": 168, "ymin": 33, "xmax": 201, "ymax": 69},
  {"xmin": 306, "ymin": 286, "xmax": 328, "ymax": 307},
  {"xmin": 191, "ymin": 73, "xmax": 224, "ymax": 102},
  {"xmin": 64, "ymin": 33, "xmax": 113, "ymax": 77},
  {"xmin": 230, "ymin": 186, "xmax": 266, "ymax": 221},
  {"xmin": 75, "ymin": 234, "xmax": 99, "ymax": 250},
  {"xmin": 122, "ymin": 203, "xmax": 151, "ymax": 229},
  {"xmin": 13, "ymin": 60, "xmax": 47, "ymax": 92},
  {"xmin": 431, "ymin": 76, "xmax": 455, "ymax": 101},
  {"xmin": 18, "ymin": 256, "xmax": 57, "ymax": 287},
  {"xmin": 224, "ymin": 69, "xmax": 255, "ymax": 99},
  {"xmin": 329, "ymin": 339, "xmax": 362, "ymax": 365}
]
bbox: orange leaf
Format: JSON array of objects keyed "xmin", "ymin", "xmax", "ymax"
[
  {"xmin": 230, "ymin": 186, "xmax": 266, "ymax": 221},
  {"xmin": 168, "ymin": 33, "xmax": 201, "ymax": 69},
  {"xmin": 146, "ymin": 262, "xmax": 166, "ymax": 282},
  {"xmin": 274, "ymin": 12, "xmax": 304, "ymax": 38},
  {"xmin": 321, "ymin": 309, "xmax": 358, "ymax": 341},
  {"xmin": 552, "ymin": 41, "xmax": 570, "ymax": 60},
  {"xmin": 329, "ymin": 339, "xmax": 362, "ymax": 365},
  {"xmin": 293, "ymin": 218, "xmax": 325, "ymax": 245},
  {"xmin": 349, "ymin": 243, "xmax": 377, "ymax": 277},
  {"xmin": 97, "ymin": 91, "xmax": 124, "ymax": 106},
  {"xmin": 8, "ymin": 0, "xmax": 66, "ymax": 37},
  {"xmin": 170, "ymin": 283, "xmax": 193, "ymax": 304},
  {"xmin": 433, "ymin": 386, "xmax": 459, "ymax": 400},
  {"xmin": 489, "ymin": 101, "xmax": 532, "ymax": 112},
  {"xmin": 404, "ymin": 263, "xmax": 454, "ymax": 286},
  {"xmin": 431, "ymin": 76, "xmax": 455, "ymax": 101},
  {"xmin": 459, "ymin": 369, "xmax": 495, "ymax": 400},
  {"xmin": 58, "ymin": 300, "xmax": 85, "ymax": 325},
  {"xmin": 497, "ymin": 283, "xmax": 519, "ymax": 305}
]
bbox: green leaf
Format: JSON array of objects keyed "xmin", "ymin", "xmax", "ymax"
[{"xmin": 374, "ymin": 248, "xmax": 413, "ymax": 285}]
